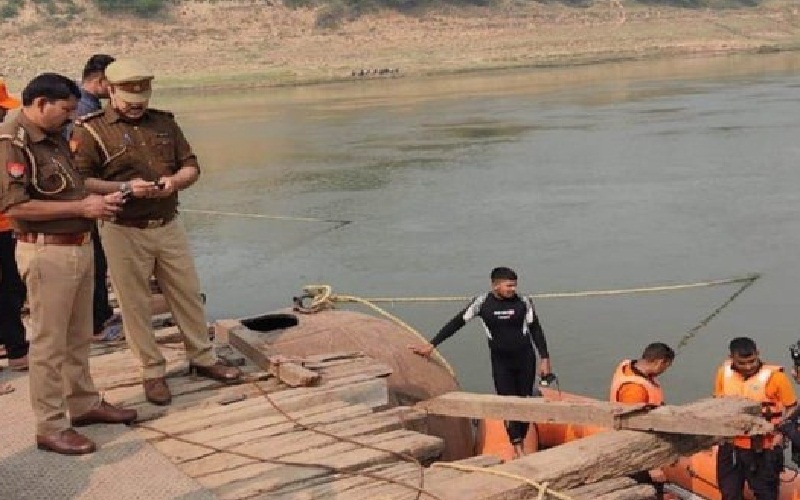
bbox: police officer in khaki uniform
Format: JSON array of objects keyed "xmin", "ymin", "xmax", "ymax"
[
  {"xmin": 0, "ymin": 73, "xmax": 136, "ymax": 455},
  {"xmin": 72, "ymin": 60, "xmax": 241, "ymax": 406}
]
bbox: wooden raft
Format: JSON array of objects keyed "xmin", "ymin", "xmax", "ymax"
[{"xmin": 87, "ymin": 315, "xmax": 497, "ymax": 500}]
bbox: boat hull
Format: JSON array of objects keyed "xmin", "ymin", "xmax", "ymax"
[{"xmin": 476, "ymin": 388, "xmax": 800, "ymax": 500}]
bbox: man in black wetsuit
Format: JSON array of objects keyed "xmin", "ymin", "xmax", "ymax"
[{"xmin": 409, "ymin": 266, "xmax": 553, "ymax": 458}]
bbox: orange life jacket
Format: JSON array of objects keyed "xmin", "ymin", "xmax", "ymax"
[
  {"xmin": 609, "ymin": 359, "xmax": 665, "ymax": 405},
  {"xmin": 719, "ymin": 360, "xmax": 784, "ymax": 449}
]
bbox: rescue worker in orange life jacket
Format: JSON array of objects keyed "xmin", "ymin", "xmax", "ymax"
[
  {"xmin": 777, "ymin": 347, "xmax": 800, "ymax": 466},
  {"xmin": 610, "ymin": 342, "xmax": 675, "ymax": 500},
  {"xmin": 715, "ymin": 337, "xmax": 797, "ymax": 500}
]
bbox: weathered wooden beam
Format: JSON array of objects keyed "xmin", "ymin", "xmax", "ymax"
[
  {"xmin": 229, "ymin": 326, "xmax": 320, "ymax": 387},
  {"xmin": 594, "ymin": 485, "xmax": 656, "ymax": 500},
  {"xmin": 422, "ymin": 398, "xmax": 761, "ymax": 500},
  {"xmin": 563, "ymin": 477, "xmax": 641, "ymax": 499},
  {"xmin": 416, "ymin": 392, "xmax": 772, "ymax": 436}
]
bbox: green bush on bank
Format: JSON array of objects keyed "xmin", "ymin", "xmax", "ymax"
[
  {"xmin": 0, "ymin": 0, "xmax": 23, "ymax": 19},
  {"xmin": 94, "ymin": 0, "xmax": 166, "ymax": 17},
  {"xmin": 0, "ymin": 0, "xmax": 164, "ymax": 19}
]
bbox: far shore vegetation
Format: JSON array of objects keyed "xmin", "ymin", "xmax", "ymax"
[
  {"xmin": 0, "ymin": 0, "xmax": 775, "ymax": 27},
  {"xmin": 2, "ymin": 0, "xmax": 799, "ymax": 93}
]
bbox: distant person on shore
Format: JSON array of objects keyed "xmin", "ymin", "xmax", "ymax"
[
  {"xmin": 65, "ymin": 54, "xmax": 123, "ymax": 343},
  {"xmin": 409, "ymin": 266, "xmax": 553, "ymax": 459},
  {"xmin": 0, "ymin": 79, "xmax": 28, "ymax": 391},
  {"xmin": 610, "ymin": 342, "xmax": 675, "ymax": 499},
  {"xmin": 71, "ymin": 59, "xmax": 242, "ymax": 407},
  {"xmin": 715, "ymin": 337, "xmax": 796, "ymax": 500},
  {"xmin": 0, "ymin": 73, "xmax": 136, "ymax": 454}
]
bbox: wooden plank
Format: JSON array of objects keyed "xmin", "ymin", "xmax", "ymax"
[
  {"xmin": 230, "ymin": 407, "xmax": 427, "ymax": 461},
  {"xmin": 269, "ymin": 464, "xmax": 400, "ymax": 499},
  {"xmin": 147, "ymin": 398, "xmax": 307, "ymax": 436},
  {"xmin": 105, "ymin": 377, "xmax": 225, "ymax": 407},
  {"xmin": 563, "ymin": 477, "xmax": 639, "ymax": 499},
  {"xmin": 135, "ymin": 388, "xmax": 290, "ymax": 430},
  {"xmin": 345, "ymin": 455, "xmax": 502, "ymax": 500},
  {"xmin": 125, "ymin": 381, "xmax": 259, "ymax": 422},
  {"xmin": 417, "ymin": 392, "xmax": 772, "ymax": 437},
  {"xmin": 206, "ymin": 430, "xmax": 444, "ymax": 499},
  {"xmin": 184, "ymin": 401, "xmax": 358, "ymax": 445},
  {"xmin": 181, "ymin": 453, "xmax": 257, "ymax": 479},
  {"xmin": 422, "ymin": 398, "xmax": 761, "ymax": 500},
  {"xmin": 165, "ymin": 406, "xmax": 362, "ymax": 470},
  {"xmin": 135, "ymin": 373, "xmax": 387, "ymax": 425},
  {"xmin": 155, "ymin": 404, "xmax": 360, "ymax": 461},
  {"xmin": 199, "ymin": 429, "xmax": 434, "ymax": 488},
  {"xmin": 179, "ymin": 404, "xmax": 378, "ymax": 475},
  {"xmin": 328, "ymin": 462, "xmax": 431, "ymax": 500},
  {"xmin": 279, "ymin": 375, "xmax": 388, "ymax": 408},
  {"xmin": 213, "ymin": 319, "xmax": 242, "ymax": 345},
  {"xmin": 229, "ymin": 327, "xmax": 320, "ymax": 387},
  {"xmin": 189, "ymin": 404, "xmax": 376, "ymax": 455},
  {"xmin": 314, "ymin": 359, "xmax": 393, "ymax": 381},
  {"xmin": 302, "ymin": 351, "xmax": 366, "ymax": 364},
  {"xmin": 595, "ymin": 484, "xmax": 656, "ymax": 500}
]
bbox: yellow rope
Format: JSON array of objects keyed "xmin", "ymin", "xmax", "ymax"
[
  {"xmin": 430, "ymin": 462, "xmax": 575, "ymax": 500},
  {"xmin": 297, "ymin": 274, "xmax": 759, "ymax": 380},
  {"xmin": 360, "ymin": 273, "xmax": 760, "ymax": 303},
  {"xmin": 299, "ymin": 285, "xmax": 458, "ymax": 379},
  {"xmin": 181, "ymin": 208, "xmax": 351, "ymax": 225}
]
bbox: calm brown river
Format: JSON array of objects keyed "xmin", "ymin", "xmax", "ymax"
[{"xmin": 154, "ymin": 51, "xmax": 800, "ymax": 402}]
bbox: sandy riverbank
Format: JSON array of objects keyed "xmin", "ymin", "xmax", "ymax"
[{"xmin": 2, "ymin": 0, "xmax": 800, "ymax": 91}]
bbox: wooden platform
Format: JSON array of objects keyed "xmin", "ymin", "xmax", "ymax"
[{"xmin": 87, "ymin": 316, "xmax": 506, "ymax": 499}]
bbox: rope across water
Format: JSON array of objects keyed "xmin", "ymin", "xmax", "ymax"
[{"xmin": 295, "ymin": 273, "xmax": 761, "ymax": 373}]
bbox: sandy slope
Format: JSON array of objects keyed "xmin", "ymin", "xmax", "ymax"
[{"xmin": 2, "ymin": 0, "xmax": 800, "ymax": 90}]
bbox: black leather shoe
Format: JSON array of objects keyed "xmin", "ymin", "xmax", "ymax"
[
  {"xmin": 190, "ymin": 361, "xmax": 242, "ymax": 382},
  {"xmin": 36, "ymin": 429, "xmax": 96, "ymax": 455},
  {"xmin": 71, "ymin": 401, "xmax": 137, "ymax": 427}
]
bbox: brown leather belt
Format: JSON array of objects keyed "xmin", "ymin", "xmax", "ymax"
[
  {"xmin": 113, "ymin": 214, "xmax": 175, "ymax": 229},
  {"xmin": 15, "ymin": 232, "xmax": 91, "ymax": 246}
]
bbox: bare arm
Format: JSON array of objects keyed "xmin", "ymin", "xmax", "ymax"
[
  {"xmin": 6, "ymin": 193, "xmax": 122, "ymax": 222},
  {"xmin": 166, "ymin": 165, "xmax": 199, "ymax": 191},
  {"xmin": 6, "ymin": 199, "xmax": 88, "ymax": 221}
]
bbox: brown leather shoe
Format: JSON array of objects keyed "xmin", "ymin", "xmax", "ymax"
[
  {"xmin": 36, "ymin": 429, "xmax": 96, "ymax": 455},
  {"xmin": 190, "ymin": 361, "xmax": 242, "ymax": 382},
  {"xmin": 71, "ymin": 400, "xmax": 137, "ymax": 427},
  {"xmin": 143, "ymin": 377, "xmax": 172, "ymax": 406}
]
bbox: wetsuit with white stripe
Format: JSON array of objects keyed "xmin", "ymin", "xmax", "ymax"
[{"xmin": 430, "ymin": 292, "xmax": 550, "ymax": 444}]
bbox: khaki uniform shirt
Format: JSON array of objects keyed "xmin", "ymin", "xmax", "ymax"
[
  {"xmin": 0, "ymin": 113, "xmax": 91, "ymax": 234},
  {"xmin": 71, "ymin": 106, "xmax": 200, "ymax": 222}
]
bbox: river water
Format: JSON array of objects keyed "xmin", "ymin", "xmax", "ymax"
[{"xmin": 154, "ymin": 51, "xmax": 800, "ymax": 403}]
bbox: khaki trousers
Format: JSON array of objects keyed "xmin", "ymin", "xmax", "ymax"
[
  {"xmin": 16, "ymin": 238, "xmax": 100, "ymax": 435},
  {"xmin": 99, "ymin": 218, "xmax": 215, "ymax": 378}
]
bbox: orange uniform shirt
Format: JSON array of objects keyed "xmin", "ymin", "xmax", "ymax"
[
  {"xmin": 714, "ymin": 365, "xmax": 797, "ymax": 408},
  {"xmin": 616, "ymin": 364, "xmax": 653, "ymax": 404}
]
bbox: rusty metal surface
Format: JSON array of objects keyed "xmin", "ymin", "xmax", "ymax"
[{"xmin": 241, "ymin": 308, "xmax": 475, "ymax": 460}]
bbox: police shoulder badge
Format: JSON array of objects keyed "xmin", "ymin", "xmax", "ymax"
[{"xmin": 6, "ymin": 162, "xmax": 24, "ymax": 179}]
